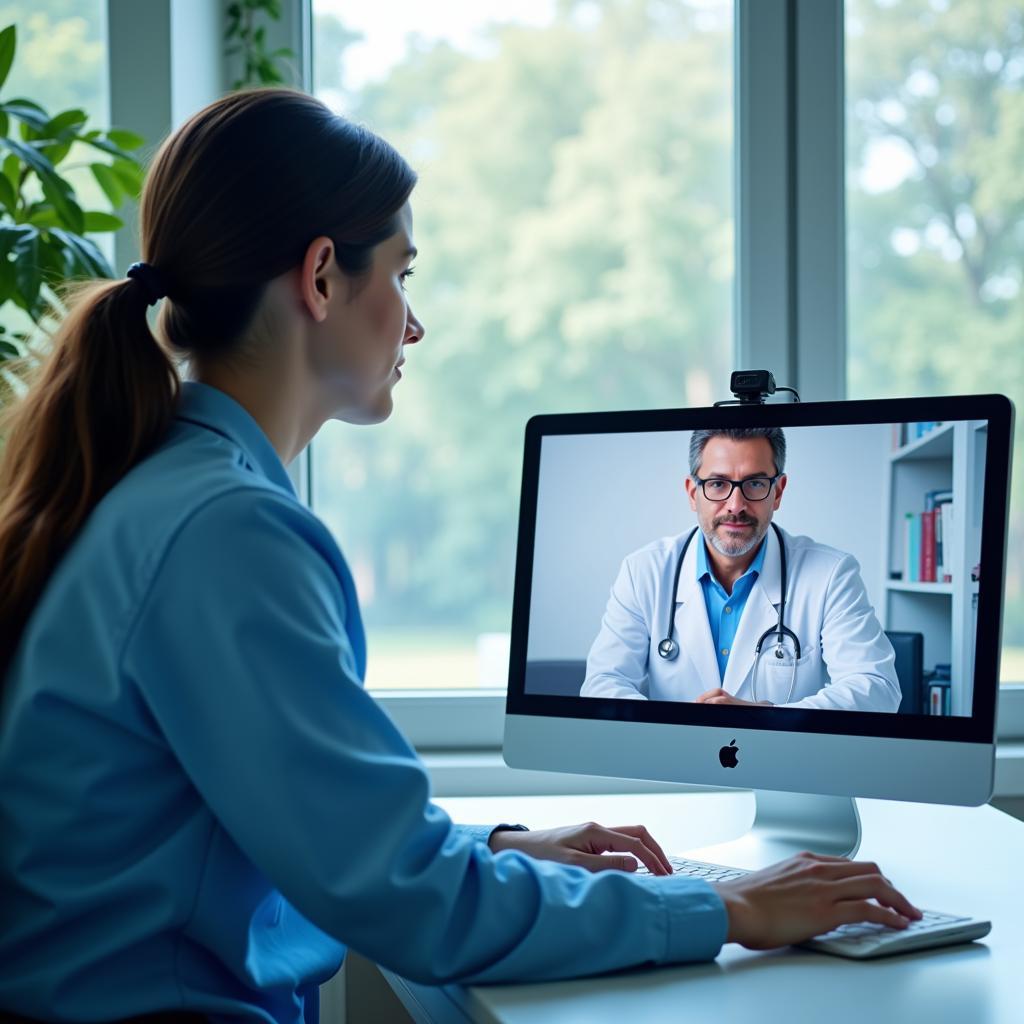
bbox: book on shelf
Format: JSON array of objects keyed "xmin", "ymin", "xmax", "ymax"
[
  {"xmin": 903, "ymin": 512, "xmax": 920, "ymax": 583},
  {"xmin": 927, "ymin": 664, "xmax": 952, "ymax": 715},
  {"xmin": 928, "ymin": 681, "xmax": 952, "ymax": 715},
  {"xmin": 902, "ymin": 492, "xmax": 955, "ymax": 586},
  {"xmin": 920, "ymin": 509, "xmax": 936, "ymax": 582}
]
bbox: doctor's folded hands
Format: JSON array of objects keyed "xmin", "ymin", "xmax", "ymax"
[{"xmin": 581, "ymin": 428, "xmax": 901, "ymax": 711}]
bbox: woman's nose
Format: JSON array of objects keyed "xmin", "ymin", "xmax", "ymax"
[{"xmin": 406, "ymin": 306, "xmax": 425, "ymax": 344}]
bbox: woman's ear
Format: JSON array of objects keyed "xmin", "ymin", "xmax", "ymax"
[{"xmin": 299, "ymin": 236, "xmax": 336, "ymax": 323}]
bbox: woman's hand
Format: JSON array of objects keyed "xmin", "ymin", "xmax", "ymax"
[
  {"xmin": 489, "ymin": 822, "xmax": 674, "ymax": 876},
  {"xmin": 713, "ymin": 851, "xmax": 922, "ymax": 948}
]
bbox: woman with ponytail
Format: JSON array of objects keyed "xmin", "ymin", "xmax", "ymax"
[{"xmin": 0, "ymin": 90, "xmax": 919, "ymax": 1023}]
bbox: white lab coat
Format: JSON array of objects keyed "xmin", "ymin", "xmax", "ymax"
[{"xmin": 581, "ymin": 525, "xmax": 900, "ymax": 711}]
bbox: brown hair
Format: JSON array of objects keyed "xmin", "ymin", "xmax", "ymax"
[{"xmin": 0, "ymin": 88, "xmax": 416, "ymax": 680}]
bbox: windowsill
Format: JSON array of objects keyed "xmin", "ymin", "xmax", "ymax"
[{"xmin": 422, "ymin": 742, "xmax": 1024, "ymax": 799}]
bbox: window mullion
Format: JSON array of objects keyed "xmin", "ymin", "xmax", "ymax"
[
  {"xmin": 793, "ymin": 0, "xmax": 846, "ymax": 402},
  {"xmin": 734, "ymin": 0, "xmax": 794, "ymax": 385}
]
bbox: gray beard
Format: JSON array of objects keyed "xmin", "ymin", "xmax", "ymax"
[{"xmin": 705, "ymin": 520, "xmax": 769, "ymax": 559}]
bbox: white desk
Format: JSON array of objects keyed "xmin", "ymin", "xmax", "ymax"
[{"xmin": 381, "ymin": 791, "xmax": 1024, "ymax": 1024}]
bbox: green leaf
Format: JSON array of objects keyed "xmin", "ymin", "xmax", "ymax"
[
  {"xmin": 0, "ymin": 250, "xmax": 16, "ymax": 307},
  {"xmin": 82, "ymin": 210, "xmax": 123, "ymax": 232},
  {"xmin": 12, "ymin": 226, "xmax": 41, "ymax": 310},
  {"xmin": 0, "ymin": 339, "xmax": 20, "ymax": 361},
  {"xmin": 0, "ymin": 172, "xmax": 15, "ymax": 213},
  {"xmin": 0, "ymin": 223, "xmax": 33, "ymax": 259},
  {"xmin": 258, "ymin": 61, "xmax": 283, "ymax": 84},
  {"xmin": 4, "ymin": 98, "xmax": 51, "ymax": 134},
  {"xmin": 37, "ymin": 232, "xmax": 70, "ymax": 281},
  {"xmin": 39, "ymin": 176, "xmax": 83, "ymax": 234},
  {"xmin": 26, "ymin": 204, "xmax": 61, "ymax": 228},
  {"xmin": 2, "ymin": 152, "xmax": 18, "ymax": 191},
  {"xmin": 0, "ymin": 110, "xmax": 7, "ymax": 138},
  {"xmin": 46, "ymin": 108, "xmax": 88, "ymax": 139},
  {"xmin": 0, "ymin": 136, "xmax": 87, "ymax": 234},
  {"xmin": 105, "ymin": 128, "xmax": 145, "ymax": 151},
  {"xmin": 0, "ymin": 26, "xmax": 15, "ymax": 94},
  {"xmin": 0, "ymin": 134, "xmax": 57, "ymax": 181},
  {"xmin": 111, "ymin": 159, "xmax": 144, "ymax": 199},
  {"xmin": 40, "ymin": 140, "xmax": 73, "ymax": 168},
  {"xmin": 90, "ymin": 162, "xmax": 123, "ymax": 207},
  {"xmin": 78, "ymin": 134, "xmax": 137, "ymax": 163},
  {"xmin": 50, "ymin": 228, "xmax": 114, "ymax": 280}
]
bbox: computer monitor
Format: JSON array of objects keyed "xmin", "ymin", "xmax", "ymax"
[{"xmin": 504, "ymin": 393, "xmax": 1014, "ymax": 867}]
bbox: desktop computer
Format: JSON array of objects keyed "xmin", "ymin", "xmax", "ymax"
[{"xmin": 504, "ymin": 391, "xmax": 1013, "ymax": 884}]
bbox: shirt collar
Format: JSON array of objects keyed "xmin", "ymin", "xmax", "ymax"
[
  {"xmin": 175, "ymin": 381, "xmax": 295, "ymax": 496},
  {"xmin": 696, "ymin": 530, "xmax": 769, "ymax": 587}
]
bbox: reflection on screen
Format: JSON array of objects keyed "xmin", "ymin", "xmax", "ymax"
[{"xmin": 524, "ymin": 420, "xmax": 986, "ymax": 717}]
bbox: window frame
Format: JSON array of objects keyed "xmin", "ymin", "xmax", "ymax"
[{"xmin": 105, "ymin": 0, "xmax": 1023, "ymax": 755}]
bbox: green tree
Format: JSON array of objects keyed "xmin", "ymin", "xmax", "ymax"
[
  {"xmin": 314, "ymin": 0, "xmax": 733, "ymax": 639},
  {"xmin": 846, "ymin": 0, "xmax": 1024, "ymax": 644}
]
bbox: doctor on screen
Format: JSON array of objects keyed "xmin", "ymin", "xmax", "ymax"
[{"xmin": 580, "ymin": 427, "xmax": 901, "ymax": 711}]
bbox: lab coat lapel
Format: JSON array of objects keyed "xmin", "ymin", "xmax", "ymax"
[
  {"xmin": 674, "ymin": 535, "xmax": 724, "ymax": 692},
  {"xmin": 722, "ymin": 527, "xmax": 784, "ymax": 695}
]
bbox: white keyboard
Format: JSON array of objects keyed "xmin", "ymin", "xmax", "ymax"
[{"xmin": 641, "ymin": 856, "xmax": 991, "ymax": 959}]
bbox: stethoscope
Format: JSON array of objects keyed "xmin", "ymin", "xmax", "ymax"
[{"xmin": 656, "ymin": 522, "xmax": 802, "ymax": 704}]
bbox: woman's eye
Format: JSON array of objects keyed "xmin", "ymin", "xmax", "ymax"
[{"xmin": 400, "ymin": 265, "xmax": 416, "ymax": 288}]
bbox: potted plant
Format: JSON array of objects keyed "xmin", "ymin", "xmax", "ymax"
[{"xmin": 0, "ymin": 23, "xmax": 145, "ymax": 407}]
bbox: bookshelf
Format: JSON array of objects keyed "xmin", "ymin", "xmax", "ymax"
[{"xmin": 881, "ymin": 421, "xmax": 986, "ymax": 715}]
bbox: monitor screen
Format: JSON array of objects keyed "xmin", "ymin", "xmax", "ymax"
[{"xmin": 506, "ymin": 395, "xmax": 1013, "ymax": 752}]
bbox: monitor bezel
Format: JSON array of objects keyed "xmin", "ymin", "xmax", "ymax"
[{"xmin": 506, "ymin": 393, "xmax": 1014, "ymax": 744}]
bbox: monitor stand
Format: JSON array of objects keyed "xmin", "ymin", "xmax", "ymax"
[{"xmin": 688, "ymin": 790, "xmax": 862, "ymax": 871}]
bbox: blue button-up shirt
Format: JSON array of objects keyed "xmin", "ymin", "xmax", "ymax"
[
  {"xmin": 0, "ymin": 382, "xmax": 726, "ymax": 1022},
  {"xmin": 697, "ymin": 536, "xmax": 768, "ymax": 680}
]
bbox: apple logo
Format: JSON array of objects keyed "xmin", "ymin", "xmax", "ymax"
[{"xmin": 719, "ymin": 739, "xmax": 739, "ymax": 768}]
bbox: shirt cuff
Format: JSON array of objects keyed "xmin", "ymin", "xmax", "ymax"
[
  {"xmin": 645, "ymin": 875, "xmax": 730, "ymax": 963},
  {"xmin": 455, "ymin": 823, "xmax": 529, "ymax": 847}
]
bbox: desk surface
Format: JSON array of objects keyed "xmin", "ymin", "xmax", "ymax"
[{"xmin": 384, "ymin": 791, "xmax": 1024, "ymax": 1024}]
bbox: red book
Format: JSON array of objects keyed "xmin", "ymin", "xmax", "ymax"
[{"xmin": 920, "ymin": 509, "xmax": 937, "ymax": 583}]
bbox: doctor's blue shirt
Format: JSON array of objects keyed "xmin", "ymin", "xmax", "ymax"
[
  {"xmin": 0, "ymin": 382, "xmax": 726, "ymax": 1023},
  {"xmin": 697, "ymin": 536, "xmax": 767, "ymax": 681}
]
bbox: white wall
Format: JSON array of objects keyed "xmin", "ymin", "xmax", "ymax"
[{"xmin": 527, "ymin": 423, "xmax": 890, "ymax": 659}]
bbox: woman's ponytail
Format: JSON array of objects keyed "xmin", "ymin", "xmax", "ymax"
[{"xmin": 0, "ymin": 277, "xmax": 178, "ymax": 678}]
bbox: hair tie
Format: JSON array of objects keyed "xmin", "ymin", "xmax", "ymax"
[{"xmin": 126, "ymin": 261, "xmax": 168, "ymax": 306}]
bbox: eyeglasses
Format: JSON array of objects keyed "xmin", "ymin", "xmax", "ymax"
[{"xmin": 693, "ymin": 474, "xmax": 781, "ymax": 502}]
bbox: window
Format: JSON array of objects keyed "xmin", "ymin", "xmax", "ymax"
[
  {"xmin": 0, "ymin": 1, "xmax": 107, "ymax": 117},
  {"xmin": 845, "ymin": 0, "xmax": 1024, "ymax": 685},
  {"xmin": 310, "ymin": 0, "xmax": 735, "ymax": 691},
  {"xmin": 0, "ymin": 1, "xmax": 110, "ymax": 340}
]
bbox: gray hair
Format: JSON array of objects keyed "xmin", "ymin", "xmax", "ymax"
[{"xmin": 688, "ymin": 428, "xmax": 787, "ymax": 477}]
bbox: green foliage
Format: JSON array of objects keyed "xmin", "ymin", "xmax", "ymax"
[
  {"xmin": 313, "ymin": 2, "xmax": 733, "ymax": 635},
  {"xmin": 225, "ymin": 0, "xmax": 296, "ymax": 89},
  {"xmin": 0, "ymin": 22, "xmax": 144, "ymax": 394},
  {"xmin": 846, "ymin": 0, "xmax": 1024, "ymax": 639}
]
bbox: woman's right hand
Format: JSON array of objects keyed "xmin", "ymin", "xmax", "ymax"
[{"xmin": 712, "ymin": 851, "xmax": 922, "ymax": 949}]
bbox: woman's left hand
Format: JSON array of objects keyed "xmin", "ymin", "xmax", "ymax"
[{"xmin": 488, "ymin": 822, "xmax": 674, "ymax": 876}]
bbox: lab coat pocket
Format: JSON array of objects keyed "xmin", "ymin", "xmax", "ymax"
[{"xmin": 755, "ymin": 648, "xmax": 822, "ymax": 704}]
